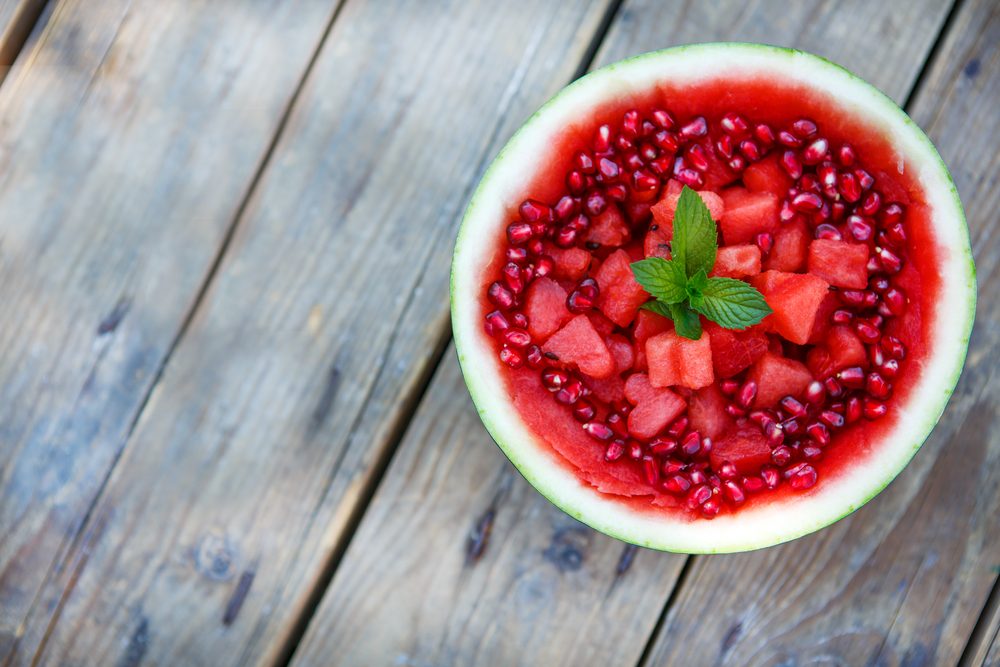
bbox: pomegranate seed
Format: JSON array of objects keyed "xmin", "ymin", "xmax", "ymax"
[
  {"xmin": 845, "ymin": 214, "xmax": 873, "ymax": 241},
  {"xmin": 806, "ymin": 422, "xmax": 830, "ymax": 446},
  {"xmin": 855, "ymin": 319, "xmax": 882, "ymax": 344},
  {"xmin": 650, "ymin": 438, "xmax": 678, "ymax": 455},
  {"xmin": 789, "ymin": 464, "xmax": 818, "ymax": 490},
  {"xmin": 566, "ymin": 171, "xmax": 586, "ymax": 195},
  {"xmin": 534, "ymin": 255, "xmax": 555, "ymax": 278},
  {"xmin": 869, "ymin": 276, "xmax": 889, "ymax": 293},
  {"xmin": 583, "ymin": 191, "xmax": 607, "ymax": 217},
  {"xmin": 632, "ymin": 169, "xmax": 659, "ymax": 191},
  {"xmin": 831, "ymin": 201, "xmax": 847, "ymax": 223},
  {"xmin": 761, "ymin": 466, "xmax": 781, "ymax": 489},
  {"xmin": 818, "ymin": 162, "xmax": 838, "ymax": 187},
  {"xmin": 771, "ymin": 445, "xmax": 792, "ymax": 466},
  {"xmin": 720, "ymin": 112, "xmax": 748, "ymax": 135},
  {"xmin": 876, "ymin": 246, "xmax": 902, "ymax": 273},
  {"xmin": 778, "ymin": 199, "xmax": 797, "ymax": 223},
  {"xmin": 755, "ymin": 232, "xmax": 774, "ymax": 255},
  {"xmin": 881, "ymin": 203, "xmax": 904, "ymax": 226},
  {"xmin": 679, "ymin": 116, "xmax": 708, "ymax": 140},
  {"xmin": 554, "ymin": 380, "xmax": 584, "ymax": 405},
  {"xmin": 866, "ymin": 255, "xmax": 882, "ymax": 273},
  {"xmin": 884, "ymin": 222, "xmax": 907, "ymax": 248},
  {"xmin": 621, "ymin": 109, "xmax": 641, "ymax": 138},
  {"xmin": 802, "ymin": 445, "xmax": 823, "ymax": 462},
  {"xmin": 720, "ymin": 380, "xmax": 739, "ymax": 396},
  {"xmin": 725, "ymin": 403, "xmax": 747, "ymax": 418},
  {"xmin": 870, "ymin": 343, "xmax": 885, "ymax": 368},
  {"xmin": 664, "ymin": 474, "xmax": 691, "ymax": 494},
  {"xmin": 839, "ymin": 172, "xmax": 862, "ymax": 202},
  {"xmin": 716, "ymin": 135, "xmax": 734, "ymax": 158},
  {"xmin": 780, "ymin": 396, "xmax": 807, "ymax": 417},
  {"xmin": 566, "ymin": 291, "xmax": 594, "ymax": 312},
  {"xmin": 755, "ymin": 123, "xmax": 775, "ymax": 145},
  {"xmin": 520, "ymin": 200, "xmax": 551, "ymax": 223},
  {"xmin": 778, "ymin": 130, "xmax": 803, "ymax": 147},
  {"xmin": 541, "ymin": 369, "xmax": 569, "ymax": 391},
  {"xmin": 598, "ymin": 157, "xmax": 620, "ymax": 181},
  {"xmin": 507, "ymin": 222, "xmax": 533, "ymax": 245},
  {"xmin": 743, "ymin": 476, "xmax": 766, "ymax": 493},
  {"xmin": 780, "ymin": 150, "xmax": 803, "ymax": 179},
  {"xmin": 607, "ymin": 413, "xmax": 628, "ymax": 438},
  {"xmin": 866, "ymin": 372, "xmax": 892, "ymax": 399},
  {"xmin": 526, "ymin": 345, "xmax": 543, "ymax": 367},
  {"xmin": 641, "ymin": 120, "xmax": 656, "ymax": 137},
  {"xmin": 729, "ymin": 155, "xmax": 747, "ymax": 172},
  {"xmin": 623, "ymin": 151, "xmax": 644, "ymax": 171},
  {"xmin": 881, "ymin": 358, "xmax": 900, "ymax": 379},
  {"xmin": 577, "ymin": 277, "xmax": 599, "ymax": 299},
  {"xmin": 815, "ymin": 223, "xmax": 842, "ymax": 241},
  {"xmin": 880, "ymin": 288, "xmax": 905, "ymax": 316},
  {"xmin": 506, "ymin": 247, "xmax": 529, "ymax": 263},
  {"xmin": 838, "ymin": 143, "xmax": 856, "ymax": 166},
  {"xmin": 882, "ymin": 336, "xmax": 906, "ymax": 359},
  {"xmin": 799, "ymin": 174, "xmax": 820, "ymax": 193},
  {"xmin": 583, "ymin": 421, "xmax": 614, "ymax": 441},
  {"xmin": 839, "ymin": 289, "xmax": 865, "ymax": 307},
  {"xmin": 752, "ymin": 409, "xmax": 776, "ymax": 430},
  {"xmin": 838, "ymin": 366, "xmax": 866, "ymax": 388},
  {"xmin": 555, "ymin": 196, "xmax": 578, "ymax": 220},
  {"xmin": 574, "ymin": 152, "xmax": 595, "ymax": 174},
  {"xmin": 781, "ymin": 417, "xmax": 802, "ymax": 436},
  {"xmin": 854, "ymin": 168, "xmax": 875, "ymax": 191},
  {"xmin": 667, "ymin": 417, "xmax": 688, "ymax": 438},
  {"xmin": 567, "ymin": 398, "xmax": 593, "ymax": 421},
  {"xmin": 792, "ymin": 192, "xmax": 824, "ymax": 213},
  {"xmin": 723, "ymin": 480, "xmax": 745, "ymax": 504},
  {"xmin": 791, "ymin": 119, "xmax": 818, "ymax": 137},
  {"xmin": 675, "ymin": 166, "xmax": 703, "ymax": 188},
  {"xmin": 820, "ymin": 410, "xmax": 845, "ymax": 428},
  {"xmin": 802, "ymin": 138, "xmax": 829, "ymax": 164},
  {"xmin": 859, "ymin": 191, "xmax": 881, "ymax": 216},
  {"xmin": 863, "ymin": 398, "xmax": 887, "ymax": 419},
  {"xmin": 718, "ymin": 462, "xmax": 738, "ymax": 479},
  {"xmin": 488, "ymin": 282, "xmax": 515, "ymax": 309},
  {"xmin": 681, "ymin": 431, "xmax": 702, "ymax": 457},
  {"xmin": 601, "ymin": 439, "xmax": 624, "ymax": 462},
  {"xmin": 606, "ymin": 183, "xmax": 628, "ymax": 201},
  {"xmin": 832, "ymin": 309, "xmax": 854, "ymax": 324},
  {"xmin": 555, "ymin": 226, "xmax": 578, "ymax": 248},
  {"xmin": 800, "ymin": 383, "xmax": 823, "ymax": 407},
  {"xmin": 652, "ymin": 109, "xmax": 675, "ymax": 129},
  {"xmin": 653, "ymin": 130, "xmax": 679, "ymax": 152},
  {"xmin": 765, "ymin": 422, "xmax": 785, "ymax": 447},
  {"xmin": 499, "ymin": 347, "xmax": 523, "ymax": 368},
  {"xmin": 641, "ymin": 455, "xmax": 660, "ymax": 485},
  {"xmin": 503, "ymin": 328, "xmax": 531, "ymax": 349},
  {"xmin": 625, "ymin": 439, "xmax": 642, "ymax": 460},
  {"xmin": 593, "ymin": 124, "xmax": 613, "ymax": 152},
  {"xmin": 685, "ymin": 144, "xmax": 708, "ymax": 171},
  {"xmin": 739, "ymin": 139, "xmax": 761, "ymax": 161},
  {"xmin": 484, "ymin": 310, "xmax": 510, "ymax": 336},
  {"xmin": 615, "ymin": 135, "xmax": 633, "ymax": 153},
  {"xmin": 732, "ymin": 381, "xmax": 757, "ymax": 409},
  {"xmin": 639, "ymin": 143, "xmax": 659, "ymax": 162},
  {"xmin": 845, "ymin": 396, "xmax": 863, "ymax": 423},
  {"xmin": 502, "ymin": 263, "xmax": 525, "ymax": 294},
  {"xmin": 649, "ymin": 155, "xmax": 674, "ymax": 176},
  {"xmin": 689, "ymin": 469, "xmax": 708, "ymax": 486},
  {"xmin": 701, "ymin": 497, "xmax": 722, "ymax": 518},
  {"xmin": 688, "ymin": 485, "xmax": 713, "ymax": 509}
]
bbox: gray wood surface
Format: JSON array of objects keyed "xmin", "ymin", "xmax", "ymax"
[
  {"xmin": 18, "ymin": 2, "xmax": 615, "ymax": 665},
  {"xmin": 288, "ymin": 1, "xmax": 960, "ymax": 665},
  {"xmin": 0, "ymin": 0, "xmax": 344, "ymax": 661},
  {"xmin": 642, "ymin": 0, "xmax": 1000, "ymax": 665},
  {"xmin": 0, "ymin": 0, "xmax": 44, "ymax": 69}
]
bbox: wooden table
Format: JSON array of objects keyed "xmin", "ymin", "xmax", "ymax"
[{"xmin": 0, "ymin": 1, "xmax": 996, "ymax": 665}]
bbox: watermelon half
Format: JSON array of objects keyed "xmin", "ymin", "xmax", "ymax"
[{"xmin": 451, "ymin": 44, "xmax": 975, "ymax": 553}]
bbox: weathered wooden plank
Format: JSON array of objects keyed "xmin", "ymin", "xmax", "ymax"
[
  {"xmin": 0, "ymin": 0, "xmax": 344, "ymax": 661},
  {"xmin": 20, "ymin": 2, "xmax": 616, "ymax": 665},
  {"xmin": 642, "ymin": 1, "xmax": 1000, "ymax": 665},
  {"xmin": 0, "ymin": 0, "xmax": 45, "ymax": 69},
  {"xmin": 289, "ymin": 1, "xmax": 956, "ymax": 665},
  {"xmin": 964, "ymin": 584, "xmax": 1000, "ymax": 666}
]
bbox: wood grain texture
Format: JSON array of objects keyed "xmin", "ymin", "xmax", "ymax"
[
  {"xmin": 0, "ymin": 0, "xmax": 45, "ymax": 68},
  {"xmin": 20, "ymin": 2, "xmax": 615, "ymax": 666},
  {"xmin": 642, "ymin": 1, "xmax": 1000, "ymax": 665},
  {"xmin": 289, "ymin": 1, "xmax": 957, "ymax": 665},
  {"xmin": 0, "ymin": 0, "xmax": 344, "ymax": 662}
]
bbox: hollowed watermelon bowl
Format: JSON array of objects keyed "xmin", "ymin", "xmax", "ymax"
[{"xmin": 451, "ymin": 43, "xmax": 975, "ymax": 553}]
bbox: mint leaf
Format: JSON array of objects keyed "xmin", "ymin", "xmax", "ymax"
[
  {"xmin": 669, "ymin": 302, "xmax": 702, "ymax": 340},
  {"xmin": 671, "ymin": 186, "xmax": 717, "ymax": 278},
  {"xmin": 692, "ymin": 277, "xmax": 773, "ymax": 329},
  {"xmin": 631, "ymin": 258, "xmax": 687, "ymax": 304},
  {"xmin": 685, "ymin": 268, "xmax": 708, "ymax": 303},
  {"xmin": 640, "ymin": 300, "xmax": 674, "ymax": 319}
]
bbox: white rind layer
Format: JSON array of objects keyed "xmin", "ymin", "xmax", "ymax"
[{"xmin": 451, "ymin": 43, "xmax": 976, "ymax": 553}]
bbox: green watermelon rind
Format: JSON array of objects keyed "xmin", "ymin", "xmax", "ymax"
[{"xmin": 450, "ymin": 43, "xmax": 976, "ymax": 553}]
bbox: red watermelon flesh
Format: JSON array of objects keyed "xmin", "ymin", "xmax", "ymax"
[
  {"xmin": 718, "ymin": 188, "xmax": 779, "ymax": 244},
  {"xmin": 650, "ymin": 188, "xmax": 725, "ymax": 232},
  {"xmin": 585, "ymin": 203, "xmax": 630, "ymax": 246},
  {"xmin": 742, "ymin": 155, "xmax": 793, "ymax": 197},
  {"xmin": 547, "ymin": 246, "xmax": 591, "ymax": 280},
  {"xmin": 764, "ymin": 219, "xmax": 809, "ymax": 272},
  {"xmin": 746, "ymin": 352, "xmax": 814, "ymax": 408},
  {"xmin": 624, "ymin": 373, "xmax": 687, "ymax": 439},
  {"xmin": 808, "ymin": 239, "xmax": 870, "ymax": 288},
  {"xmin": 644, "ymin": 225, "xmax": 671, "ymax": 259},
  {"xmin": 713, "ymin": 244, "xmax": 761, "ymax": 278},
  {"xmin": 646, "ymin": 330, "xmax": 715, "ymax": 390},
  {"xmin": 710, "ymin": 428, "xmax": 772, "ymax": 475},
  {"xmin": 595, "ymin": 248, "xmax": 649, "ymax": 327},
  {"xmin": 606, "ymin": 334, "xmax": 636, "ymax": 373},
  {"xmin": 525, "ymin": 277, "xmax": 572, "ymax": 342},
  {"xmin": 543, "ymin": 315, "xmax": 615, "ymax": 379},
  {"xmin": 688, "ymin": 384, "xmax": 733, "ymax": 440},
  {"xmin": 705, "ymin": 323, "xmax": 769, "ymax": 378},
  {"xmin": 752, "ymin": 270, "xmax": 831, "ymax": 345}
]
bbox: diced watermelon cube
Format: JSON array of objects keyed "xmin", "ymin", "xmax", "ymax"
[
  {"xmin": 644, "ymin": 225, "xmax": 671, "ymax": 259},
  {"xmin": 712, "ymin": 244, "xmax": 761, "ymax": 278},
  {"xmin": 827, "ymin": 325, "xmax": 868, "ymax": 369},
  {"xmin": 718, "ymin": 188, "xmax": 779, "ymax": 244},
  {"xmin": 746, "ymin": 352, "xmax": 814, "ymax": 408},
  {"xmin": 606, "ymin": 334, "xmax": 635, "ymax": 373},
  {"xmin": 543, "ymin": 315, "xmax": 615, "ymax": 379},
  {"xmin": 807, "ymin": 239, "xmax": 870, "ymax": 288},
  {"xmin": 650, "ymin": 189, "xmax": 725, "ymax": 231},
  {"xmin": 524, "ymin": 277, "xmax": 571, "ymax": 342},
  {"xmin": 710, "ymin": 428, "xmax": 772, "ymax": 475},
  {"xmin": 595, "ymin": 249, "xmax": 649, "ymax": 327},
  {"xmin": 646, "ymin": 330, "xmax": 714, "ymax": 389},
  {"xmin": 585, "ymin": 203, "xmax": 629, "ymax": 247},
  {"xmin": 623, "ymin": 373, "xmax": 686, "ymax": 439},
  {"xmin": 587, "ymin": 310, "xmax": 615, "ymax": 338},
  {"xmin": 806, "ymin": 291, "xmax": 839, "ymax": 344},
  {"xmin": 632, "ymin": 310, "xmax": 672, "ymax": 372},
  {"xmin": 697, "ymin": 140, "xmax": 740, "ymax": 191},
  {"xmin": 688, "ymin": 384, "xmax": 733, "ymax": 440},
  {"xmin": 751, "ymin": 270, "xmax": 831, "ymax": 345},
  {"xmin": 764, "ymin": 219, "xmax": 809, "ymax": 272},
  {"xmin": 583, "ymin": 373, "xmax": 625, "ymax": 403},
  {"xmin": 742, "ymin": 155, "xmax": 793, "ymax": 197},
  {"xmin": 705, "ymin": 322, "xmax": 768, "ymax": 378},
  {"xmin": 664, "ymin": 179, "xmax": 684, "ymax": 197},
  {"xmin": 547, "ymin": 246, "xmax": 591, "ymax": 280}
]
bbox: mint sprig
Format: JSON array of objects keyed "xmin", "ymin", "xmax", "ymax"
[{"xmin": 631, "ymin": 186, "xmax": 772, "ymax": 340}]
